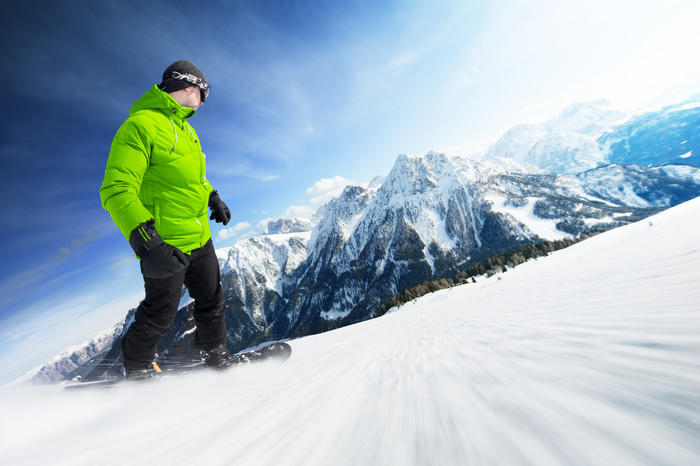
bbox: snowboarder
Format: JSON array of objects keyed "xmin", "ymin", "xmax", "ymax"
[{"xmin": 99, "ymin": 60, "xmax": 235, "ymax": 379}]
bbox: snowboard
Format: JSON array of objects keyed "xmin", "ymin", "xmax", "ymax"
[
  {"xmin": 63, "ymin": 342, "xmax": 292, "ymax": 391},
  {"xmin": 224, "ymin": 341, "xmax": 292, "ymax": 365}
]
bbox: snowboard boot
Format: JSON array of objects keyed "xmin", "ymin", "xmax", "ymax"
[
  {"xmin": 201, "ymin": 344, "xmax": 235, "ymax": 369},
  {"xmin": 123, "ymin": 362, "xmax": 160, "ymax": 381}
]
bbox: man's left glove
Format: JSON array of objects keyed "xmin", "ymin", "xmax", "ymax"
[
  {"xmin": 209, "ymin": 190, "xmax": 231, "ymax": 225},
  {"xmin": 129, "ymin": 220, "xmax": 189, "ymax": 279}
]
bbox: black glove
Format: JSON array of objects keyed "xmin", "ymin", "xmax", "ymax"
[
  {"xmin": 129, "ymin": 220, "xmax": 189, "ymax": 279},
  {"xmin": 209, "ymin": 190, "xmax": 231, "ymax": 225}
]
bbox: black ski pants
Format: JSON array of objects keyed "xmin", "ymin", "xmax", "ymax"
[{"xmin": 121, "ymin": 238, "xmax": 227, "ymax": 370}]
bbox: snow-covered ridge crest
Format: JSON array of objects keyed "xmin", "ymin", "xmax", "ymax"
[
  {"xmin": 362, "ymin": 152, "xmax": 486, "ymax": 266},
  {"xmin": 307, "ymin": 183, "xmax": 379, "ymax": 273}
]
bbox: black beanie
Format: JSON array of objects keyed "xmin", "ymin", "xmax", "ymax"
[{"xmin": 158, "ymin": 59, "xmax": 208, "ymax": 94}]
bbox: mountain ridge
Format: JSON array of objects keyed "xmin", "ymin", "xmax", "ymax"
[{"xmin": 483, "ymin": 97, "xmax": 699, "ymax": 173}]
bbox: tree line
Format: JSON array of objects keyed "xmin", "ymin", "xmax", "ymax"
[{"xmin": 374, "ymin": 233, "xmax": 598, "ymax": 317}]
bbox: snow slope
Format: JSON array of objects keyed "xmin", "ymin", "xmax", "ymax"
[{"xmin": 1, "ymin": 198, "xmax": 699, "ymax": 465}]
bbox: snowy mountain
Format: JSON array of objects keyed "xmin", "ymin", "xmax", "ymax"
[
  {"xmin": 483, "ymin": 98, "xmax": 699, "ymax": 173},
  {"xmin": 3, "ymin": 197, "xmax": 698, "ymax": 465},
  {"xmin": 217, "ymin": 153, "xmax": 697, "ymax": 352},
  {"xmin": 10, "ymin": 321, "xmax": 127, "ymax": 385},
  {"xmin": 219, "ymin": 231, "xmax": 312, "ymax": 339},
  {"xmin": 482, "ymin": 123, "xmax": 548, "ymax": 167},
  {"xmin": 576, "ymin": 164, "xmax": 700, "ymax": 208},
  {"xmin": 252, "ymin": 217, "xmax": 314, "ymax": 236},
  {"xmin": 601, "ymin": 100, "xmax": 700, "ymax": 168},
  {"xmin": 10, "ymin": 288, "xmax": 196, "ymax": 385},
  {"xmin": 545, "ymin": 98, "xmax": 627, "ymax": 135},
  {"xmin": 527, "ymin": 131, "xmax": 606, "ymax": 174},
  {"xmin": 483, "ymin": 99, "xmax": 625, "ymax": 173}
]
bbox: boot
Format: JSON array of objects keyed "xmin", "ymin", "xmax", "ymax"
[
  {"xmin": 201, "ymin": 344, "xmax": 235, "ymax": 369},
  {"xmin": 123, "ymin": 363, "xmax": 159, "ymax": 381}
]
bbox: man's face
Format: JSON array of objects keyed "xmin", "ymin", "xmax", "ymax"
[{"xmin": 185, "ymin": 85, "xmax": 203, "ymax": 111}]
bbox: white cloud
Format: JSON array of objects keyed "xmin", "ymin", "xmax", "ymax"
[
  {"xmin": 305, "ymin": 176, "xmax": 357, "ymax": 206},
  {"xmin": 110, "ymin": 256, "xmax": 136, "ymax": 270},
  {"xmin": 258, "ymin": 176, "xmax": 362, "ymax": 225},
  {"xmin": 280, "ymin": 205, "xmax": 315, "ymax": 220},
  {"xmin": 49, "ymin": 230, "xmax": 99, "ymax": 263},
  {"xmin": 216, "ymin": 222, "xmax": 252, "ymax": 242},
  {"xmin": 443, "ymin": 137, "xmax": 497, "ymax": 159}
]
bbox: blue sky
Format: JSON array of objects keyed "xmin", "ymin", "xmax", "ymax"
[{"xmin": 1, "ymin": 0, "xmax": 698, "ymax": 384}]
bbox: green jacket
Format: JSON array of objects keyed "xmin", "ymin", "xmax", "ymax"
[{"xmin": 100, "ymin": 85, "xmax": 213, "ymax": 255}]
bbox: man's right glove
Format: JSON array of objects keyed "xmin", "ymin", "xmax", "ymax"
[
  {"xmin": 129, "ymin": 220, "xmax": 189, "ymax": 279},
  {"xmin": 209, "ymin": 190, "xmax": 231, "ymax": 225}
]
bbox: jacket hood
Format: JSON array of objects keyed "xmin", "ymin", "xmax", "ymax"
[{"xmin": 129, "ymin": 84, "xmax": 196, "ymax": 120}]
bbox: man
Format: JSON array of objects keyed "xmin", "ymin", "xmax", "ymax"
[{"xmin": 100, "ymin": 60, "xmax": 234, "ymax": 379}]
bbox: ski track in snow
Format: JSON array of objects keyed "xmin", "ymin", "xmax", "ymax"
[{"xmin": 1, "ymin": 199, "xmax": 699, "ymax": 465}]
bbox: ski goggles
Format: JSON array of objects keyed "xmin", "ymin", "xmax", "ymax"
[{"xmin": 168, "ymin": 70, "xmax": 211, "ymax": 103}]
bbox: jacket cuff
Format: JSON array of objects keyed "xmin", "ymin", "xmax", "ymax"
[{"xmin": 128, "ymin": 220, "xmax": 164, "ymax": 258}]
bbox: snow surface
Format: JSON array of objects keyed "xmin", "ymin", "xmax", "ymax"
[
  {"xmin": 485, "ymin": 195, "xmax": 569, "ymax": 241},
  {"xmin": 1, "ymin": 198, "xmax": 699, "ymax": 465}
]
